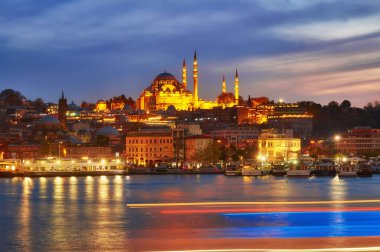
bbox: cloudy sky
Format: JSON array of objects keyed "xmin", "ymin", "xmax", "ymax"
[{"xmin": 1, "ymin": 0, "xmax": 380, "ymax": 106}]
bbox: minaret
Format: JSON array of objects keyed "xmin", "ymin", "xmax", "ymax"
[
  {"xmin": 234, "ymin": 69, "xmax": 239, "ymax": 105},
  {"xmin": 222, "ymin": 75, "xmax": 226, "ymax": 94},
  {"xmin": 182, "ymin": 59, "xmax": 187, "ymax": 89},
  {"xmin": 193, "ymin": 51, "xmax": 198, "ymax": 107}
]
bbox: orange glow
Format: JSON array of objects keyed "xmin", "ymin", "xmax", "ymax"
[{"xmin": 127, "ymin": 199, "xmax": 380, "ymax": 208}]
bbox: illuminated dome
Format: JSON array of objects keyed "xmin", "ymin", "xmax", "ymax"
[
  {"xmin": 147, "ymin": 71, "xmax": 184, "ymax": 93},
  {"xmin": 97, "ymin": 126, "xmax": 119, "ymax": 137},
  {"xmin": 154, "ymin": 72, "xmax": 177, "ymax": 82}
]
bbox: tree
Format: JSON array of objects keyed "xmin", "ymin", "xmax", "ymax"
[
  {"xmin": 0, "ymin": 89, "xmax": 25, "ymax": 106},
  {"xmin": 193, "ymin": 141, "xmax": 220, "ymax": 163},
  {"xmin": 341, "ymin": 100, "xmax": 351, "ymax": 108},
  {"xmin": 34, "ymin": 98, "xmax": 47, "ymax": 112}
]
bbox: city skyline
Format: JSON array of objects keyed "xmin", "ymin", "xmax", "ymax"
[{"xmin": 1, "ymin": 0, "xmax": 380, "ymax": 106}]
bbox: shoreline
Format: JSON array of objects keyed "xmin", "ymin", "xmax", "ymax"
[{"xmin": 0, "ymin": 170, "xmax": 225, "ymax": 178}]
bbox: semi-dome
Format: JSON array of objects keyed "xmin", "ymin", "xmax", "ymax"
[
  {"xmin": 37, "ymin": 115, "xmax": 60, "ymax": 126},
  {"xmin": 97, "ymin": 126, "xmax": 119, "ymax": 137}
]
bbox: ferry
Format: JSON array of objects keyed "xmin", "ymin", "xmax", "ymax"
[
  {"xmin": 225, "ymin": 165, "xmax": 242, "ymax": 176},
  {"xmin": 287, "ymin": 158, "xmax": 312, "ymax": 177},
  {"xmin": 312, "ymin": 158, "xmax": 337, "ymax": 176},
  {"xmin": 369, "ymin": 157, "xmax": 380, "ymax": 173},
  {"xmin": 271, "ymin": 163, "xmax": 288, "ymax": 176},
  {"xmin": 0, "ymin": 159, "xmax": 23, "ymax": 177},
  {"xmin": 357, "ymin": 162, "xmax": 373, "ymax": 177},
  {"xmin": 241, "ymin": 165, "xmax": 265, "ymax": 176},
  {"xmin": 338, "ymin": 163, "xmax": 357, "ymax": 177}
]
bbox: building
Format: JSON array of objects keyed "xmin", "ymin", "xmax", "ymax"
[
  {"xmin": 136, "ymin": 51, "xmax": 237, "ymax": 111},
  {"xmin": 210, "ymin": 125, "xmax": 260, "ymax": 147},
  {"xmin": 258, "ymin": 129, "xmax": 301, "ymax": 162},
  {"xmin": 336, "ymin": 127, "xmax": 380, "ymax": 155},
  {"xmin": 237, "ymin": 101, "xmax": 313, "ymax": 132},
  {"xmin": 3, "ymin": 144, "xmax": 40, "ymax": 160},
  {"xmin": 65, "ymin": 146, "xmax": 113, "ymax": 159},
  {"xmin": 125, "ymin": 129, "xmax": 173, "ymax": 166}
]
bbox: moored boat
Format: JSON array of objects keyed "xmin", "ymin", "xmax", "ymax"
[
  {"xmin": 242, "ymin": 166, "xmax": 264, "ymax": 176},
  {"xmin": 312, "ymin": 158, "xmax": 337, "ymax": 176},
  {"xmin": 369, "ymin": 157, "xmax": 380, "ymax": 173},
  {"xmin": 271, "ymin": 163, "xmax": 288, "ymax": 176},
  {"xmin": 287, "ymin": 157, "xmax": 312, "ymax": 177},
  {"xmin": 357, "ymin": 163, "xmax": 373, "ymax": 177},
  {"xmin": 338, "ymin": 163, "xmax": 357, "ymax": 177},
  {"xmin": 225, "ymin": 165, "xmax": 241, "ymax": 176}
]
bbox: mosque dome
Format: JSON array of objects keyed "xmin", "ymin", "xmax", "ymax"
[
  {"xmin": 97, "ymin": 126, "xmax": 120, "ymax": 137},
  {"xmin": 68, "ymin": 101, "xmax": 81, "ymax": 111},
  {"xmin": 145, "ymin": 71, "xmax": 184, "ymax": 93},
  {"xmin": 154, "ymin": 72, "xmax": 177, "ymax": 82}
]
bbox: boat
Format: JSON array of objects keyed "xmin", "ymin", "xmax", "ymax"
[
  {"xmin": 369, "ymin": 157, "xmax": 380, "ymax": 173},
  {"xmin": 242, "ymin": 166, "xmax": 264, "ymax": 176},
  {"xmin": 312, "ymin": 158, "xmax": 337, "ymax": 176},
  {"xmin": 0, "ymin": 159, "xmax": 23, "ymax": 177},
  {"xmin": 338, "ymin": 163, "xmax": 357, "ymax": 177},
  {"xmin": 225, "ymin": 165, "xmax": 242, "ymax": 176},
  {"xmin": 271, "ymin": 163, "xmax": 288, "ymax": 176},
  {"xmin": 287, "ymin": 157, "xmax": 313, "ymax": 177},
  {"xmin": 357, "ymin": 163, "xmax": 373, "ymax": 177}
]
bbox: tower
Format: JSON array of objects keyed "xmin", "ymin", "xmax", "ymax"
[
  {"xmin": 193, "ymin": 51, "xmax": 199, "ymax": 107},
  {"xmin": 222, "ymin": 75, "xmax": 226, "ymax": 94},
  {"xmin": 58, "ymin": 91, "xmax": 68, "ymax": 129},
  {"xmin": 235, "ymin": 69, "xmax": 239, "ymax": 105},
  {"xmin": 182, "ymin": 59, "xmax": 187, "ymax": 89}
]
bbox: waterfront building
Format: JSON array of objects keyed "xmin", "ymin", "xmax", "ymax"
[
  {"xmin": 125, "ymin": 128, "xmax": 173, "ymax": 166},
  {"xmin": 336, "ymin": 127, "xmax": 380, "ymax": 155},
  {"xmin": 65, "ymin": 146, "xmax": 114, "ymax": 159},
  {"xmin": 210, "ymin": 125, "xmax": 260, "ymax": 147},
  {"xmin": 23, "ymin": 157, "xmax": 124, "ymax": 172},
  {"xmin": 258, "ymin": 129, "xmax": 301, "ymax": 162},
  {"xmin": 3, "ymin": 144, "xmax": 40, "ymax": 160},
  {"xmin": 136, "ymin": 52, "xmax": 237, "ymax": 112}
]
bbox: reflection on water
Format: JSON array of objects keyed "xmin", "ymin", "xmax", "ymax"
[{"xmin": 0, "ymin": 175, "xmax": 379, "ymax": 251}]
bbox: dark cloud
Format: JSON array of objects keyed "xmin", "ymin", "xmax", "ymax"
[{"xmin": 0, "ymin": 0, "xmax": 379, "ymax": 106}]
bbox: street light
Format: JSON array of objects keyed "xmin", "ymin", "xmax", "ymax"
[{"xmin": 58, "ymin": 141, "xmax": 63, "ymax": 159}]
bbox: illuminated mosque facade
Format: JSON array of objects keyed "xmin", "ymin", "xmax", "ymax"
[{"xmin": 137, "ymin": 51, "xmax": 239, "ymax": 111}]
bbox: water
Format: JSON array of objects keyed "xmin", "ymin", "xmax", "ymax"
[{"xmin": 0, "ymin": 175, "xmax": 380, "ymax": 251}]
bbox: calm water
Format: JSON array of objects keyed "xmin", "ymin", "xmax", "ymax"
[{"xmin": 1, "ymin": 175, "xmax": 380, "ymax": 251}]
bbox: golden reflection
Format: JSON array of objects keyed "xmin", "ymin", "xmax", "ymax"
[
  {"xmin": 99, "ymin": 176, "xmax": 109, "ymax": 202},
  {"xmin": 53, "ymin": 177, "xmax": 64, "ymax": 201},
  {"xmin": 330, "ymin": 176, "xmax": 347, "ymax": 211},
  {"xmin": 113, "ymin": 176, "xmax": 123, "ymax": 202},
  {"xmin": 85, "ymin": 176, "xmax": 94, "ymax": 201},
  {"xmin": 52, "ymin": 176, "xmax": 66, "ymax": 244},
  {"xmin": 243, "ymin": 176, "xmax": 252, "ymax": 184},
  {"xmin": 69, "ymin": 176, "xmax": 78, "ymax": 201},
  {"xmin": 39, "ymin": 177, "xmax": 47, "ymax": 199},
  {"xmin": 17, "ymin": 177, "xmax": 32, "ymax": 248}
]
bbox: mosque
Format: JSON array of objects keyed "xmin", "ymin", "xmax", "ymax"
[{"xmin": 136, "ymin": 51, "xmax": 240, "ymax": 111}]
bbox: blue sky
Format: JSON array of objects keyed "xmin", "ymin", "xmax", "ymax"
[{"xmin": 0, "ymin": 0, "xmax": 380, "ymax": 106}]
